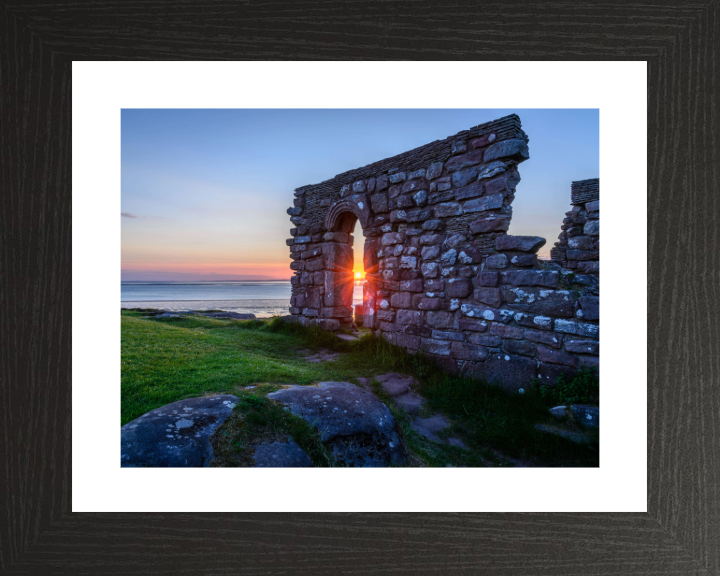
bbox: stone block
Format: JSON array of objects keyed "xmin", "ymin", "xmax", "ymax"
[
  {"xmin": 577, "ymin": 261, "xmax": 599, "ymax": 275},
  {"xmin": 434, "ymin": 202, "xmax": 463, "ymax": 218},
  {"xmin": 468, "ymin": 334, "xmax": 500, "ymax": 346},
  {"xmin": 483, "ymin": 139, "xmax": 530, "ymax": 163},
  {"xmin": 303, "ymin": 308, "xmax": 320, "ymax": 318},
  {"xmin": 422, "ymin": 219, "xmax": 443, "ymax": 231},
  {"xmin": 317, "ymin": 318, "xmax": 341, "ymax": 331},
  {"xmin": 376, "ymin": 309, "xmax": 395, "ymax": 321},
  {"xmin": 514, "ymin": 313, "xmax": 553, "ymax": 330},
  {"xmin": 421, "ymin": 338, "xmax": 452, "ymax": 356},
  {"xmin": 568, "ymin": 236, "xmax": 595, "ymax": 250},
  {"xmin": 567, "ymin": 250, "xmax": 599, "ymax": 261},
  {"xmin": 432, "ymin": 330, "xmax": 465, "ymax": 342},
  {"xmin": 413, "ymin": 190, "xmax": 428, "ymax": 207},
  {"xmin": 524, "ymin": 329, "xmax": 562, "ymax": 349},
  {"xmin": 427, "ymin": 162, "xmax": 444, "ymax": 180},
  {"xmin": 402, "ymin": 178, "xmax": 428, "ymax": 193},
  {"xmin": 397, "ymin": 309, "xmax": 423, "ymax": 326},
  {"xmin": 501, "ymin": 270, "xmax": 559, "ymax": 288},
  {"xmin": 537, "ymin": 345, "xmax": 580, "ymax": 368},
  {"xmin": 470, "ymin": 217, "xmax": 510, "ymax": 235},
  {"xmin": 484, "ymin": 175, "xmax": 509, "ymax": 196},
  {"xmin": 417, "ymin": 297, "xmax": 441, "ymax": 311},
  {"xmin": 554, "ymin": 319, "xmax": 599, "ymax": 338},
  {"xmin": 351, "ymin": 180, "xmax": 366, "ymax": 193},
  {"xmin": 323, "ymin": 271, "xmax": 353, "ymax": 307},
  {"xmin": 370, "ymin": 193, "xmax": 389, "ymax": 213},
  {"xmin": 496, "ymin": 235, "xmax": 546, "ymax": 253},
  {"xmin": 399, "ymin": 279, "xmax": 423, "ymax": 292},
  {"xmin": 578, "ymin": 296, "xmax": 599, "ymax": 321},
  {"xmin": 486, "ymin": 254, "xmax": 508, "ymax": 269},
  {"xmin": 323, "ymin": 231, "xmax": 349, "ymax": 243},
  {"xmin": 452, "ymin": 166, "xmax": 479, "ymax": 188},
  {"xmin": 476, "ymin": 160, "xmax": 506, "ymax": 180},
  {"xmin": 421, "ymin": 245, "xmax": 440, "ymax": 260},
  {"xmin": 389, "ymin": 172, "xmax": 406, "ymax": 184},
  {"xmin": 426, "ymin": 311, "xmax": 453, "ymax": 329},
  {"xmin": 508, "ymin": 254, "xmax": 535, "ymax": 267},
  {"xmin": 445, "ymin": 149, "xmax": 484, "ymax": 172},
  {"xmin": 462, "ymin": 193, "xmax": 504, "ymax": 214},
  {"xmin": 459, "ymin": 318, "xmax": 488, "ymax": 332},
  {"xmin": 428, "ymin": 190, "xmax": 455, "ymax": 205},
  {"xmin": 565, "ymin": 340, "xmax": 599, "ymax": 355},
  {"xmin": 390, "ymin": 291, "xmax": 412, "ymax": 308},
  {"xmin": 400, "ymin": 256, "xmax": 418, "ymax": 269},
  {"xmin": 421, "ymin": 262, "xmax": 439, "ymax": 278},
  {"xmin": 454, "ymin": 183, "xmax": 484, "ymax": 201},
  {"xmin": 490, "ymin": 323, "xmax": 523, "ymax": 339},
  {"xmin": 470, "ymin": 133, "xmax": 497, "ymax": 149},
  {"xmin": 584, "ymin": 220, "xmax": 600, "ymax": 235},
  {"xmin": 441, "ymin": 249, "xmax": 458, "ymax": 266},
  {"xmin": 474, "ymin": 287, "xmax": 502, "ymax": 308},
  {"xmin": 504, "ymin": 339, "xmax": 536, "ymax": 357},
  {"xmin": 376, "ymin": 175, "xmax": 389, "ymax": 191},
  {"xmin": 451, "ymin": 140, "xmax": 468, "ymax": 155},
  {"xmin": 322, "ymin": 242, "xmax": 353, "ymax": 271},
  {"xmin": 388, "ymin": 186, "xmax": 401, "ymax": 199},
  {"xmin": 419, "ymin": 234, "xmax": 443, "ymax": 245},
  {"xmin": 381, "ymin": 232, "xmax": 405, "ymax": 246},
  {"xmin": 395, "ymin": 333, "xmax": 421, "ymax": 350},
  {"xmin": 451, "ymin": 342, "xmax": 489, "ymax": 361},
  {"xmin": 475, "ymin": 271, "xmax": 499, "ymax": 287},
  {"xmin": 424, "ymin": 278, "xmax": 444, "ymax": 291},
  {"xmin": 446, "ymin": 277, "xmax": 472, "ymax": 298}
]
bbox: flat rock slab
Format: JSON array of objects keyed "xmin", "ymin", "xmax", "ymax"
[
  {"xmin": 411, "ymin": 414, "xmax": 450, "ymax": 444},
  {"xmin": 199, "ymin": 312, "xmax": 256, "ymax": 320},
  {"xmin": 254, "ymin": 440, "xmax": 313, "ymax": 467},
  {"xmin": 268, "ymin": 382, "xmax": 403, "ymax": 467},
  {"xmin": 374, "ymin": 373, "xmax": 425, "ymax": 414},
  {"xmin": 569, "ymin": 404, "xmax": 599, "ymax": 429},
  {"xmin": 121, "ymin": 395, "xmax": 238, "ymax": 467}
]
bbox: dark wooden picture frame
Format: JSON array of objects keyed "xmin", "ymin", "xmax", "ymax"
[{"xmin": 2, "ymin": 2, "xmax": 717, "ymax": 574}]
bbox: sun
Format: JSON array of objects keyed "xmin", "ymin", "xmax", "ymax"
[{"xmin": 354, "ymin": 272, "xmax": 362, "ymax": 279}]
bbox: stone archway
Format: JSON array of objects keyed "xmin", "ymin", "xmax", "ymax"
[{"xmin": 286, "ymin": 113, "xmax": 600, "ymax": 390}]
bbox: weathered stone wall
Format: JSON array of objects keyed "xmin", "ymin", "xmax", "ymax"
[
  {"xmin": 549, "ymin": 178, "xmax": 600, "ymax": 277},
  {"xmin": 285, "ymin": 115, "xmax": 599, "ymax": 390}
]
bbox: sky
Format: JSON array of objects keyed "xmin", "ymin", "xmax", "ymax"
[{"xmin": 121, "ymin": 109, "xmax": 598, "ymax": 281}]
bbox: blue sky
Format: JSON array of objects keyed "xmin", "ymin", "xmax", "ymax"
[{"xmin": 121, "ymin": 109, "xmax": 598, "ymax": 280}]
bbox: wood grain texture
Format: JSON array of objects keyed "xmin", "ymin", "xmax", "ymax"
[{"xmin": 1, "ymin": 1, "xmax": 718, "ymax": 573}]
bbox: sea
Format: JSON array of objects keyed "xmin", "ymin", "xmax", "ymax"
[{"xmin": 121, "ymin": 281, "xmax": 365, "ymax": 318}]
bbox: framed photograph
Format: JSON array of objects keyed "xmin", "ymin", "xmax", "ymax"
[{"xmin": 3, "ymin": 3, "xmax": 717, "ymax": 574}]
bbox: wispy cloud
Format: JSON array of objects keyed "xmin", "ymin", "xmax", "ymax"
[{"xmin": 121, "ymin": 212, "xmax": 137, "ymax": 218}]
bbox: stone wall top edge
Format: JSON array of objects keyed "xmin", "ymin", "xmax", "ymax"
[
  {"xmin": 294, "ymin": 114, "xmax": 525, "ymax": 194},
  {"xmin": 570, "ymin": 178, "xmax": 599, "ymax": 205}
]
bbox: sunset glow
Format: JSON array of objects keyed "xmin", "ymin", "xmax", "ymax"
[{"xmin": 354, "ymin": 271, "xmax": 364, "ymax": 280}]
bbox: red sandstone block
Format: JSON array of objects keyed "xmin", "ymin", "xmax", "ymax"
[
  {"xmin": 490, "ymin": 323, "xmax": 523, "ymax": 339},
  {"xmin": 537, "ymin": 345, "xmax": 580, "ymax": 368},
  {"xmin": 451, "ymin": 342, "xmax": 488, "ymax": 361}
]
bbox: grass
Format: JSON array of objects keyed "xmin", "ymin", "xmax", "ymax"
[
  {"xmin": 121, "ymin": 309, "xmax": 599, "ymax": 467},
  {"xmin": 210, "ymin": 384, "xmax": 335, "ymax": 467}
]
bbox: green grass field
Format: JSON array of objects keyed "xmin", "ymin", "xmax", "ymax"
[{"xmin": 121, "ymin": 309, "xmax": 599, "ymax": 467}]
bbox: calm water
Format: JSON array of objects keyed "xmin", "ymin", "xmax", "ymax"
[{"xmin": 121, "ymin": 281, "xmax": 364, "ymax": 318}]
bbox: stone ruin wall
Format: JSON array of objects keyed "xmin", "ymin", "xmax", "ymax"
[
  {"xmin": 285, "ymin": 114, "xmax": 599, "ymax": 390},
  {"xmin": 550, "ymin": 178, "xmax": 600, "ymax": 277}
]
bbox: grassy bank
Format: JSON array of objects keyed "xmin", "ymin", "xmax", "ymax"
[{"xmin": 121, "ymin": 309, "xmax": 598, "ymax": 466}]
